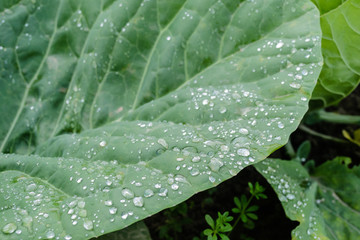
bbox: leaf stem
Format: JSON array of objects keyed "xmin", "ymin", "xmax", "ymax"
[
  {"xmin": 298, "ymin": 124, "xmax": 348, "ymax": 143},
  {"xmin": 315, "ymin": 109, "xmax": 360, "ymax": 125}
]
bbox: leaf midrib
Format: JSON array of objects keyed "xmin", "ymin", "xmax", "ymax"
[{"xmin": 0, "ymin": 1, "xmax": 62, "ymax": 152}]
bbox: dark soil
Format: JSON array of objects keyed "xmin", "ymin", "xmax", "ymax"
[{"xmin": 145, "ymin": 85, "xmax": 360, "ymax": 240}]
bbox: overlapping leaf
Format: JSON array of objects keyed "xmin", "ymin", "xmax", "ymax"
[
  {"xmin": 255, "ymin": 158, "xmax": 360, "ymax": 240},
  {"xmin": 0, "ymin": 0, "xmax": 322, "ymax": 239},
  {"xmin": 310, "ymin": 0, "xmax": 360, "ymax": 108}
]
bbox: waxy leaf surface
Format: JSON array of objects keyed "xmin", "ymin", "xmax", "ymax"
[
  {"xmin": 310, "ymin": 0, "xmax": 360, "ymax": 107},
  {"xmin": 255, "ymin": 158, "xmax": 360, "ymax": 240},
  {"xmin": 0, "ymin": 0, "xmax": 322, "ymax": 239}
]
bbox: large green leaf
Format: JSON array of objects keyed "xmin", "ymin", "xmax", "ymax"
[
  {"xmin": 310, "ymin": 0, "xmax": 360, "ymax": 108},
  {"xmin": 0, "ymin": 0, "xmax": 322, "ymax": 239},
  {"xmin": 0, "ymin": 0, "xmax": 322, "ymax": 153},
  {"xmin": 255, "ymin": 158, "xmax": 360, "ymax": 240}
]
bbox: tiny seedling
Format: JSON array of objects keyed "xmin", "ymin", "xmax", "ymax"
[{"xmin": 204, "ymin": 212, "xmax": 233, "ymax": 240}]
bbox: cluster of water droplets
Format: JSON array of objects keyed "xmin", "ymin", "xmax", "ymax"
[{"xmin": 257, "ymin": 160, "xmax": 324, "ymax": 240}]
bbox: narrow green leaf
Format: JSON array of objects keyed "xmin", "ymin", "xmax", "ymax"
[
  {"xmin": 205, "ymin": 215, "xmax": 215, "ymax": 229},
  {"xmin": 218, "ymin": 233, "xmax": 230, "ymax": 240},
  {"xmin": 232, "ymin": 208, "xmax": 241, "ymax": 214},
  {"xmin": 246, "ymin": 213, "xmax": 258, "ymax": 220},
  {"xmin": 204, "ymin": 229, "xmax": 213, "ymax": 236},
  {"xmin": 246, "ymin": 205, "xmax": 259, "ymax": 212}
]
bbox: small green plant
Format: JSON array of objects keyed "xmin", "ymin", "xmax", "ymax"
[
  {"xmin": 204, "ymin": 212, "xmax": 233, "ymax": 240},
  {"xmin": 231, "ymin": 182, "xmax": 267, "ymax": 232},
  {"xmin": 202, "ymin": 182, "xmax": 267, "ymax": 240}
]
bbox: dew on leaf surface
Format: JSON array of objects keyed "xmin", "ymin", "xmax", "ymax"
[
  {"xmin": 45, "ymin": 230, "xmax": 55, "ymax": 239},
  {"xmin": 171, "ymin": 184, "xmax": 179, "ymax": 190},
  {"xmin": 209, "ymin": 176, "xmax": 216, "ymax": 183},
  {"xmin": 121, "ymin": 188, "xmax": 134, "ymax": 199},
  {"xmin": 144, "ymin": 189, "xmax": 154, "ymax": 197},
  {"xmin": 157, "ymin": 138, "xmax": 168, "ymax": 148},
  {"xmin": 289, "ymin": 83, "xmax": 301, "ymax": 89},
  {"xmin": 237, "ymin": 148, "xmax": 250, "ymax": 157},
  {"xmin": 133, "ymin": 197, "xmax": 144, "ymax": 207},
  {"xmin": 2, "ymin": 223, "xmax": 17, "ymax": 234},
  {"xmin": 276, "ymin": 42, "xmax": 284, "ymax": 48},
  {"xmin": 209, "ymin": 158, "xmax": 224, "ymax": 172},
  {"xmin": 192, "ymin": 156, "xmax": 201, "ymax": 162},
  {"xmin": 190, "ymin": 168, "xmax": 200, "ymax": 176},
  {"xmin": 77, "ymin": 200, "xmax": 85, "ymax": 208},
  {"xmin": 99, "ymin": 141, "xmax": 107, "ymax": 147},
  {"xmin": 83, "ymin": 219, "xmax": 93, "ymax": 230},
  {"xmin": 79, "ymin": 209, "xmax": 87, "ymax": 217},
  {"xmin": 158, "ymin": 188, "xmax": 168, "ymax": 197},
  {"xmin": 109, "ymin": 207, "xmax": 117, "ymax": 215},
  {"xmin": 121, "ymin": 212, "xmax": 128, "ymax": 220},
  {"xmin": 64, "ymin": 235, "xmax": 72, "ymax": 240}
]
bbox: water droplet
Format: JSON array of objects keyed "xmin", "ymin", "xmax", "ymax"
[
  {"xmin": 229, "ymin": 169, "xmax": 237, "ymax": 176},
  {"xmin": 176, "ymin": 157, "xmax": 184, "ymax": 162},
  {"xmin": 65, "ymin": 235, "xmax": 72, "ymax": 240},
  {"xmin": 46, "ymin": 231, "xmax": 55, "ymax": 239},
  {"xmin": 166, "ymin": 36, "xmax": 171, "ymax": 41},
  {"xmin": 109, "ymin": 207, "xmax": 117, "ymax": 214},
  {"xmin": 104, "ymin": 200, "xmax": 112, "ymax": 206},
  {"xmin": 190, "ymin": 168, "xmax": 199, "ymax": 176},
  {"xmin": 133, "ymin": 197, "xmax": 144, "ymax": 207},
  {"xmin": 239, "ymin": 128, "xmax": 249, "ymax": 135},
  {"xmin": 220, "ymin": 145, "xmax": 229, "ymax": 152},
  {"xmin": 286, "ymin": 194, "xmax": 295, "ymax": 200},
  {"xmin": 202, "ymin": 99, "xmax": 209, "ymax": 105},
  {"xmin": 99, "ymin": 141, "xmax": 107, "ymax": 147},
  {"xmin": 175, "ymin": 175, "xmax": 187, "ymax": 183},
  {"xmin": 289, "ymin": 83, "xmax": 301, "ymax": 89},
  {"xmin": 219, "ymin": 106, "xmax": 227, "ymax": 114},
  {"xmin": 277, "ymin": 122, "xmax": 284, "ymax": 129},
  {"xmin": 121, "ymin": 212, "xmax": 128, "ymax": 219},
  {"xmin": 144, "ymin": 189, "xmax": 154, "ymax": 198},
  {"xmin": 301, "ymin": 69, "xmax": 308, "ymax": 76},
  {"xmin": 26, "ymin": 183, "xmax": 37, "ymax": 192},
  {"xmin": 171, "ymin": 184, "xmax": 179, "ymax": 190},
  {"xmin": 2, "ymin": 223, "xmax": 17, "ymax": 234},
  {"xmin": 237, "ymin": 148, "xmax": 250, "ymax": 157},
  {"xmin": 157, "ymin": 138, "xmax": 168, "ymax": 148},
  {"xmin": 83, "ymin": 219, "xmax": 93, "ymax": 230},
  {"xmin": 77, "ymin": 201, "xmax": 85, "ymax": 208},
  {"xmin": 295, "ymin": 74, "xmax": 302, "ymax": 80},
  {"xmin": 192, "ymin": 156, "xmax": 201, "ymax": 162},
  {"xmin": 276, "ymin": 42, "xmax": 284, "ymax": 48},
  {"xmin": 159, "ymin": 188, "xmax": 168, "ymax": 197},
  {"xmin": 209, "ymin": 176, "xmax": 216, "ymax": 183},
  {"xmin": 22, "ymin": 216, "xmax": 33, "ymax": 225},
  {"xmin": 79, "ymin": 209, "xmax": 87, "ymax": 218},
  {"xmin": 209, "ymin": 158, "xmax": 224, "ymax": 172},
  {"xmin": 122, "ymin": 188, "xmax": 134, "ymax": 199}
]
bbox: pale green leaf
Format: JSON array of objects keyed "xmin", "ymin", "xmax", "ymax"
[
  {"xmin": 310, "ymin": 0, "xmax": 360, "ymax": 108},
  {"xmin": 0, "ymin": 0, "xmax": 322, "ymax": 239},
  {"xmin": 255, "ymin": 158, "xmax": 360, "ymax": 240}
]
